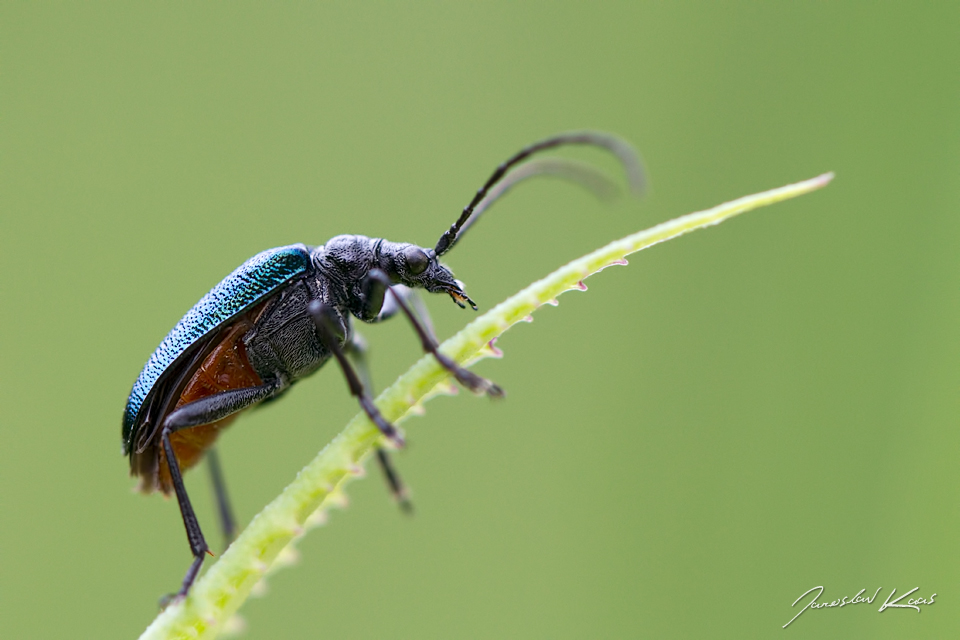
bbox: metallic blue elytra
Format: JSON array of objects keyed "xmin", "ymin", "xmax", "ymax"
[{"xmin": 122, "ymin": 244, "xmax": 311, "ymax": 453}]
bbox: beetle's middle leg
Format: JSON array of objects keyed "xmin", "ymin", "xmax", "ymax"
[
  {"xmin": 309, "ymin": 301, "xmax": 405, "ymax": 448},
  {"xmin": 161, "ymin": 381, "xmax": 282, "ymax": 600},
  {"xmin": 345, "ymin": 333, "xmax": 413, "ymax": 513}
]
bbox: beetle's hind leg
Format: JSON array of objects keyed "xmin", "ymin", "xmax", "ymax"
[
  {"xmin": 206, "ymin": 447, "xmax": 237, "ymax": 549},
  {"xmin": 159, "ymin": 381, "xmax": 282, "ymax": 601},
  {"xmin": 346, "ymin": 334, "xmax": 413, "ymax": 513},
  {"xmin": 160, "ymin": 424, "xmax": 211, "ymax": 602}
]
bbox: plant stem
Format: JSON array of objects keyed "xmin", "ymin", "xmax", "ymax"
[{"xmin": 139, "ymin": 172, "xmax": 833, "ymax": 639}]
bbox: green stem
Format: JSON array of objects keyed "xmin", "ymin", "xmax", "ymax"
[{"xmin": 140, "ymin": 172, "xmax": 833, "ymax": 639}]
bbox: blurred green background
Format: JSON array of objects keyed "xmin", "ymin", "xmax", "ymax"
[{"xmin": 2, "ymin": 2, "xmax": 958, "ymax": 638}]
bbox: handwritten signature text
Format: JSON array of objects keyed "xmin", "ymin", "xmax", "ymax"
[{"xmin": 783, "ymin": 586, "xmax": 936, "ymax": 628}]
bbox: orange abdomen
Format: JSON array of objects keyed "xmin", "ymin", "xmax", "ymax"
[{"xmin": 157, "ymin": 321, "xmax": 262, "ymax": 493}]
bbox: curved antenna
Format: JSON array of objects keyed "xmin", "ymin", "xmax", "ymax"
[
  {"xmin": 457, "ymin": 158, "xmax": 621, "ymax": 240},
  {"xmin": 434, "ymin": 131, "xmax": 645, "ymax": 256}
]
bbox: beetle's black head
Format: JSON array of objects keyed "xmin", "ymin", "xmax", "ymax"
[{"xmin": 379, "ymin": 241, "xmax": 476, "ymax": 309}]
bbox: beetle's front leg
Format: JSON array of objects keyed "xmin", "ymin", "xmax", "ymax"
[
  {"xmin": 370, "ymin": 284, "xmax": 438, "ymax": 341},
  {"xmin": 309, "ymin": 301, "xmax": 405, "ymax": 448},
  {"xmin": 360, "ymin": 278, "xmax": 438, "ymax": 345},
  {"xmin": 367, "ymin": 269, "xmax": 504, "ymax": 397}
]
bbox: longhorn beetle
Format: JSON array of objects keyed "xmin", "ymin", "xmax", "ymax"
[{"xmin": 122, "ymin": 131, "xmax": 644, "ymax": 600}]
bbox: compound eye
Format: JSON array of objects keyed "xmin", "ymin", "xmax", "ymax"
[{"xmin": 404, "ymin": 246, "xmax": 429, "ymax": 275}]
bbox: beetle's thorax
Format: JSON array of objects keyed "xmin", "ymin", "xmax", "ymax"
[
  {"xmin": 313, "ymin": 235, "xmax": 412, "ymax": 305},
  {"xmin": 312, "ymin": 235, "xmax": 381, "ymax": 315}
]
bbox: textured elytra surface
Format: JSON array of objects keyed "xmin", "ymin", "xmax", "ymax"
[
  {"xmin": 156, "ymin": 320, "xmax": 264, "ymax": 493},
  {"xmin": 122, "ymin": 244, "xmax": 311, "ymax": 452}
]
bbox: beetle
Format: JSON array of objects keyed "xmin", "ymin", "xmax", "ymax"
[{"xmin": 122, "ymin": 131, "xmax": 644, "ymax": 600}]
